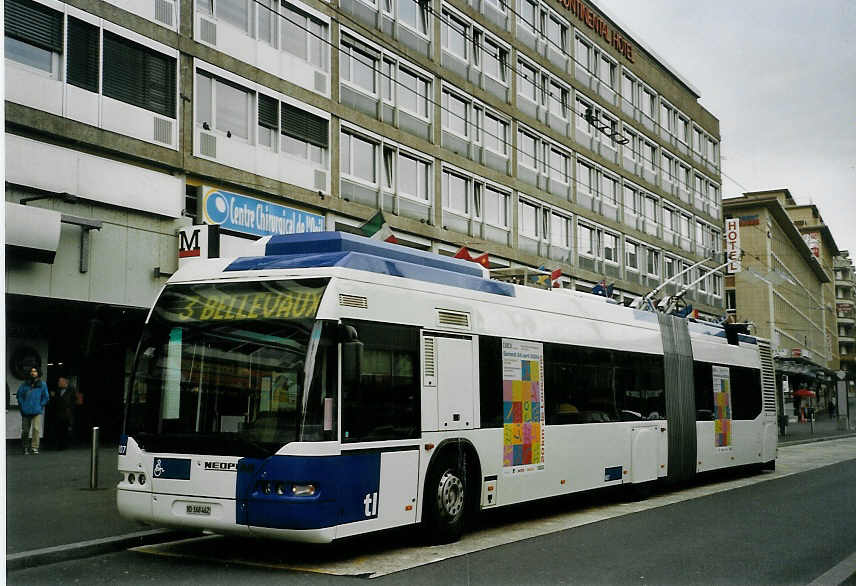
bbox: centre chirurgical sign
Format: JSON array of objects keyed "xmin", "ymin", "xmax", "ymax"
[{"xmin": 202, "ymin": 186, "xmax": 325, "ymax": 237}]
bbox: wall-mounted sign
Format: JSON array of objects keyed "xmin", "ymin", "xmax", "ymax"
[
  {"xmin": 738, "ymin": 215, "xmax": 760, "ymax": 226},
  {"xmin": 202, "ymin": 186, "xmax": 324, "ymax": 237},
  {"xmin": 724, "ymin": 218, "xmax": 741, "ymax": 273},
  {"xmin": 558, "ymin": 0, "xmax": 634, "ymax": 62}
]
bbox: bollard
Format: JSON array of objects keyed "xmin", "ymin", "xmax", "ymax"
[{"xmin": 90, "ymin": 426, "xmax": 99, "ymax": 489}]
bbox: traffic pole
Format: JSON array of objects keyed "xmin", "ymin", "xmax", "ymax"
[{"xmin": 90, "ymin": 426, "xmax": 99, "ymax": 489}]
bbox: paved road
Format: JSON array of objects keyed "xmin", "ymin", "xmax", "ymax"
[{"xmin": 9, "ymin": 441, "xmax": 856, "ymax": 585}]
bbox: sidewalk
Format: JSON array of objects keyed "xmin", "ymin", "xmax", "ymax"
[
  {"xmin": 778, "ymin": 413, "xmax": 856, "ymax": 446},
  {"xmin": 5, "ymin": 442, "xmax": 186, "ymax": 570}
]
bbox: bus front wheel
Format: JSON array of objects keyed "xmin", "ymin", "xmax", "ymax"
[{"xmin": 424, "ymin": 453, "xmax": 467, "ymax": 543}]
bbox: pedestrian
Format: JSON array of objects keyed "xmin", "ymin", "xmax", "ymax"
[
  {"xmin": 17, "ymin": 367, "xmax": 50, "ymax": 455},
  {"xmin": 51, "ymin": 375, "xmax": 75, "ymax": 450}
]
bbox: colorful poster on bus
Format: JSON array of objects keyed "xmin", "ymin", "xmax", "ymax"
[
  {"xmin": 502, "ymin": 339, "xmax": 545, "ymax": 475},
  {"xmin": 712, "ymin": 365, "xmax": 732, "ymax": 448}
]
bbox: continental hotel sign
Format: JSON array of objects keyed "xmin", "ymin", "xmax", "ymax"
[{"xmin": 558, "ymin": 0, "xmax": 634, "ymax": 63}]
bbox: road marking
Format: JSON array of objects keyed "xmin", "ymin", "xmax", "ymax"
[
  {"xmin": 132, "ymin": 437, "xmax": 856, "ymax": 578},
  {"xmin": 808, "ymin": 551, "xmax": 856, "ymax": 586}
]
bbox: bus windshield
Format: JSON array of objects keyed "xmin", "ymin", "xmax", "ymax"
[{"xmin": 124, "ymin": 278, "xmax": 337, "ymax": 457}]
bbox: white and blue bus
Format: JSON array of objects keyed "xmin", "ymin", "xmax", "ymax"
[{"xmin": 118, "ymin": 231, "xmax": 777, "ymax": 543}]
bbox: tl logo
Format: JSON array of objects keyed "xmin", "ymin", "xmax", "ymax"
[{"xmin": 363, "ymin": 492, "xmax": 379, "ymax": 518}]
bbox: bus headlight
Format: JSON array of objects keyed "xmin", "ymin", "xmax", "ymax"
[
  {"xmin": 275, "ymin": 482, "xmax": 286, "ymax": 496},
  {"xmin": 291, "ymin": 483, "xmax": 316, "ymax": 496},
  {"xmin": 128, "ymin": 473, "xmax": 136, "ymax": 484},
  {"xmin": 137, "ymin": 473, "xmax": 146, "ymax": 485},
  {"xmin": 263, "ymin": 481, "xmax": 272, "ymax": 495}
]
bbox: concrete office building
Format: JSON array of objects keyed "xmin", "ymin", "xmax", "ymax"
[
  {"xmin": 4, "ymin": 0, "xmax": 724, "ymax": 439},
  {"xmin": 722, "ymin": 190, "xmax": 839, "ymax": 418},
  {"xmin": 835, "ymin": 251, "xmax": 855, "ymax": 384}
]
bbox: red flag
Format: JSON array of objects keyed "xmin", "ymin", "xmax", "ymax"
[
  {"xmin": 453, "ymin": 246, "xmax": 472, "ymax": 261},
  {"xmin": 473, "ymin": 252, "xmax": 490, "ymax": 268}
]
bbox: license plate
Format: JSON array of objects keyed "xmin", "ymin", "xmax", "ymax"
[{"xmin": 186, "ymin": 504, "xmax": 211, "ymax": 516}]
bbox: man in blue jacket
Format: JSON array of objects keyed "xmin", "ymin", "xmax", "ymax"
[{"xmin": 17, "ymin": 367, "xmax": 50, "ymax": 455}]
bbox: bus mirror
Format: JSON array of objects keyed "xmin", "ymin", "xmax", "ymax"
[
  {"xmin": 342, "ymin": 341, "xmax": 363, "ymax": 386},
  {"xmin": 338, "ymin": 324, "xmax": 359, "ymax": 343}
]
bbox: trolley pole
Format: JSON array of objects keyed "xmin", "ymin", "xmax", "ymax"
[{"xmin": 89, "ymin": 426, "xmax": 99, "ymax": 489}]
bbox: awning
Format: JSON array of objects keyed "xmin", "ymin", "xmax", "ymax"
[{"xmin": 5, "ymin": 202, "xmax": 61, "ymax": 263}]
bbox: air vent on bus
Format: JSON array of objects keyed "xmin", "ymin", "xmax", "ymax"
[
  {"xmin": 437, "ymin": 309, "xmax": 470, "ymax": 328},
  {"xmin": 338, "ymin": 294, "xmax": 367, "ymax": 309},
  {"xmin": 757, "ymin": 339, "xmax": 777, "ymax": 415},
  {"xmin": 423, "ymin": 336, "xmax": 436, "ymax": 386}
]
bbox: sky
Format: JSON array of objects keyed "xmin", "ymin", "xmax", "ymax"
[{"xmin": 598, "ymin": 0, "xmax": 856, "ymax": 257}]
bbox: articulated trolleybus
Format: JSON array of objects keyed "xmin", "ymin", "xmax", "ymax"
[{"xmin": 118, "ymin": 231, "xmax": 777, "ymax": 543}]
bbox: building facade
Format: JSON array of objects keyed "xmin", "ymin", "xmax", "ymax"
[
  {"xmin": 4, "ymin": 0, "xmax": 725, "ymax": 440},
  {"xmin": 835, "ymin": 251, "xmax": 855, "ymax": 383},
  {"xmin": 722, "ymin": 190, "xmax": 839, "ymax": 421}
]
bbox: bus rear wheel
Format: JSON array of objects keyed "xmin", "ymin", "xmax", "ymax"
[{"xmin": 424, "ymin": 454, "xmax": 467, "ymax": 543}]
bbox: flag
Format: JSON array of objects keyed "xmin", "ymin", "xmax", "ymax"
[
  {"xmin": 453, "ymin": 246, "xmax": 473, "ymax": 261},
  {"xmin": 360, "ymin": 211, "xmax": 397, "ymax": 243},
  {"xmin": 453, "ymin": 246, "xmax": 490, "ymax": 268},
  {"xmin": 472, "ymin": 252, "xmax": 490, "ymax": 268},
  {"xmin": 550, "ymin": 268, "xmax": 562, "ymax": 288}
]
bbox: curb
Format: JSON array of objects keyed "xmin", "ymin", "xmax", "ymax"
[
  {"xmin": 778, "ymin": 432, "xmax": 856, "ymax": 448},
  {"xmin": 6, "ymin": 529, "xmax": 200, "ymax": 572}
]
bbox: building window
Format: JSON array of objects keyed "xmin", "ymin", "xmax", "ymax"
[
  {"xmin": 282, "ymin": 4, "xmax": 328, "ymax": 69},
  {"xmin": 483, "ymin": 110, "xmax": 508, "ymax": 155},
  {"xmin": 548, "ymin": 80, "xmax": 569, "ymax": 119},
  {"xmin": 519, "ymin": 0, "xmax": 537, "ymax": 35},
  {"xmin": 601, "ymin": 174, "xmax": 618, "ymax": 207},
  {"xmin": 575, "ymin": 34, "xmax": 591, "ymax": 71},
  {"xmin": 603, "ymin": 231, "xmax": 618, "ymax": 263},
  {"xmin": 546, "ymin": 14, "xmax": 567, "ymax": 50},
  {"xmin": 550, "ymin": 212, "xmax": 571, "ymax": 248},
  {"xmin": 577, "ymin": 223, "xmax": 596, "ymax": 257},
  {"xmin": 5, "ymin": 0, "xmax": 63, "ymax": 78},
  {"xmin": 598, "ymin": 53, "xmax": 615, "ymax": 88},
  {"xmin": 626, "ymin": 240, "xmax": 638, "ymax": 271},
  {"xmin": 643, "ymin": 140, "xmax": 657, "ymax": 172},
  {"xmin": 444, "ymin": 13, "xmax": 468, "ymax": 60},
  {"xmin": 216, "ymin": 0, "xmax": 251, "ymax": 33},
  {"xmin": 662, "ymin": 206, "xmax": 675, "ymax": 233},
  {"xmin": 577, "ymin": 160, "xmax": 596, "ymax": 196},
  {"xmin": 197, "ymin": 72, "xmax": 250, "ymax": 138},
  {"xmin": 257, "ymin": 93, "xmax": 278, "ymax": 148},
  {"xmin": 712, "ymin": 273, "xmax": 722, "ymax": 296},
  {"xmin": 103, "ymin": 33, "xmax": 176, "ymax": 118},
  {"xmin": 341, "ymin": 131, "xmax": 377, "ymax": 184},
  {"xmin": 518, "ymin": 59, "xmax": 538, "ymax": 103},
  {"xmin": 647, "ymin": 249, "xmax": 659, "ymax": 277},
  {"xmin": 519, "ymin": 200, "xmax": 538, "ymax": 238},
  {"xmin": 282, "ymin": 103, "xmax": 328, "ymax": 164},
  {"xmin": 398, "ymin": 0, "xmax": 428, "ymax": 35},
  {"xmin": 396, "ymin": 66, "xmax": 430, "ymax": 118},
  {"xmin": 396, "ymin": 152, "xmax": 430, "ymax": 201},
  {"xmin": 482, "ymin": 185, "xmax": 508, "ymax": 227},
  {"xmin": 341, "ymin": 37, "xmax": 378, "ymax": 94},
  {"xmin": 518, "ymin": 130, "xmax": 537, "ymax": 169},
  {"xmin": 443, "ymin": 88, "xmax": 470, "ymax": 137},
  {"xmin": 67, "ymin": 17, "xmax": 99, "ymax": 92},
  {"xmin": 664, "ymin": 255, "xmax": 675, "ymax": 280},
  {"xmin": 481, "ymin": 38, "xmax": 508, "ymax": 83},
  {"xmin": 644, "ymin": 195, "xmax": 658, "ymax": 225},
  {"xmin": 548, "ymin": 147, "xmax": 569, "ymax": 184},
  {"xmin": 443, "ymin": 169, "xmax": 468, "ymax": 214}
]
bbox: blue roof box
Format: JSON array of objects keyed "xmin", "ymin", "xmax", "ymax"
[{"xmin": 226, "ymin": 231, "xmax": 515, "ymax": 297}]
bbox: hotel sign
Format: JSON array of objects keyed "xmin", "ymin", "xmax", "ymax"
[
  {"xmin": 725, "ymin": 218, "xmax": 741, "ymax": 273},
  {"xmin": 558, "ymin": 0, "xmax": 634, "ymax": 62}
]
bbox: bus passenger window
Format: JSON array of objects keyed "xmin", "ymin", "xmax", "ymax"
[
  {"xmin": 478, "ymin": 336, "xmax": 503, "ymax": 428},
  {"xmin": 340, "ymin": 320, "xmax": 420, "ymax": 442}
]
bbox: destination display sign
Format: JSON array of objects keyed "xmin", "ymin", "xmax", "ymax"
[{"xmin": 153, "ymin": 280, "xmax": 328, "ymax": 323}]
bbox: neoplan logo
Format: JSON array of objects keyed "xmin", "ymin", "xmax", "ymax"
[
  {"xmin": 204, "ymin": 461, "xmax": 238, "ymax": 472},
  {"xmin": 179, "ymin": 229, "xmax": 201, "ymax": 258}
]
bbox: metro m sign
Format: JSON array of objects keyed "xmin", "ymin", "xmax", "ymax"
[
  {"xmin": 178, "ymin": 224, "xmax": 220, "ymax": 269},
  {"xmin": 724, "ymin": 218, "xmax": 741, "ymax": 273}
]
